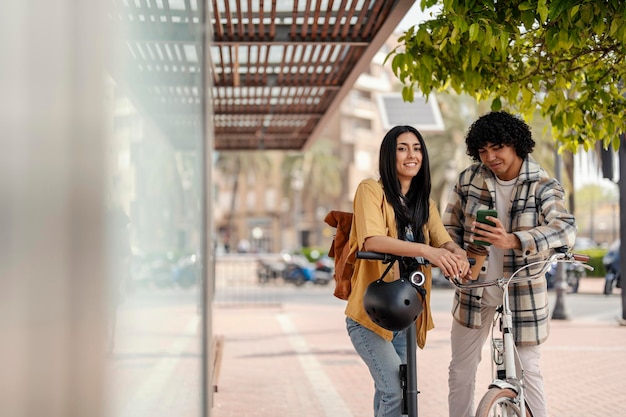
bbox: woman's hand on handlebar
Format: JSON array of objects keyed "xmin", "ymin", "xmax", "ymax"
[{"xmin": 426, "ymin": 246, "xmax": 470, "ymax": 279}]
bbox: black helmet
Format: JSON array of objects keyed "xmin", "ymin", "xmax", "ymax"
[{"xmin": 363, "ymin": 278, "xmax": 424, "ymax": 331}]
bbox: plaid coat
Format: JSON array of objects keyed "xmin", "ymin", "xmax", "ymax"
[{"xmin": 442, "ymin": 156, "xmax": 577, "ymax": 346}]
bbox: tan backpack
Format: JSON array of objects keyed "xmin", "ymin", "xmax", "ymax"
[{"xmin": 324, "ymin": 210, "xmax": 356, "ymax": 300}]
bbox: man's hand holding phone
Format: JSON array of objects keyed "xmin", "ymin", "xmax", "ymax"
[
  {"xmin": 473, "ymin": 209, "xmax": 497, "ymax": 246},
  {"xmin": 471, "ymin": 209, "xmax": 523, "ymax": 251}
]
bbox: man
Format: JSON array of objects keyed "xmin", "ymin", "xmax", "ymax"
[{"xmin": 443, "ymin": 111, "xmax": 577, "ymax": 417}]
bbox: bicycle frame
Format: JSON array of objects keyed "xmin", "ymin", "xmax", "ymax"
[
  {"xmin": 489, "ymin": 274, "xmax": 529, "ymax": 414},
  {"xmin": 451, "ymin": 251, "xmax": 592, "ymax": 417}
]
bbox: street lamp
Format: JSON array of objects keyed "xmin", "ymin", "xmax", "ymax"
[
  {"xmin": 316, "ymin": 206, "xmax": 327, "ymax": 247},
  {"xmin": 291, "ymin": 170, "xmax": 304, "ymax": 250},
  {"xmin": 251, "ymin": 226, "xmax": 263, "ymax": 252},
  {"xmin": 552, "ymin": 148, "xmax": 569, "ymax": 320}
]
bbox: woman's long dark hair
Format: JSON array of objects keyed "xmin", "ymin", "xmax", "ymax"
[{"xmin": 379, "ymin": 125, "xmax": 431, "ymax": 243}]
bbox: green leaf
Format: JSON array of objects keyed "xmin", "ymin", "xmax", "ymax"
[
  {"xmin": 500, "ymin": 35, "xmax": 508, "ymax": 52},
  {"xmin": 610, "ymin": 18, "xmax": 620, "ymax": 36},
  {"xmin": 549, "ymin": 0, "xmax": 571, "ymax": 20},
  {"xmin": 402, "ymin": 86, "xmax": 414, "ymax": 103},
  {"xmin": 546, "ymin": 27, "xmax": 559, "ymax": 51},
  {"xmin": 450, "ymin": 25, "xmax": 459, "ymax": 43},
  {"xmin": 491, "ymin": 97, "xmax": 502, "ymax": 111},
  {"xmin": 521, "ymin": 10, "xmax": 535, "ymax": 29},
  {"xmin": 518, "ymin": 1, "xmax": 533, "ymax": 11},
  {"xmin": 538, "ymin": 3, "xmax": 549, "ymax": 23},
  {"xmin": 470, "ymin": 49, "xmax": 481, "ymax": 69},
  {"xmin": 469, "ymin": 23, "xmax": 480, "ymax": 42},
  {"xmin": 390, "ymin": 53, "xmax": 404, "ymax": 76}
]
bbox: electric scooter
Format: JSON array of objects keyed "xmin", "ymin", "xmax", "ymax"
[{"xmin": 357, "ymin": 251, "xmax": 429, "ymax": 417}]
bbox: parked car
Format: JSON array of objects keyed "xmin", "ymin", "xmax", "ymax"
[
  {"xmin": 603, "ymin": 239, "xmax": 621, "ymax": 295},
  {"xmin": 544, "ymin": 238, "xmax": 600, "ymax": 293},
  {"xmin": 545, "ymin": 262, "xmax": 585, "ymax": 293}
]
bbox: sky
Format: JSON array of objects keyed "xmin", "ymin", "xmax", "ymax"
[
  {"xmin": 397, "ymin": 3, "xmax": 440, "ymax": 31},
  {"xmin": 574, "ymin": 150, "xmax": 619, "ymax": 190}
]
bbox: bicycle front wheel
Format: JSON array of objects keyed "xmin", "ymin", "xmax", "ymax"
[{"xmin": 475, "ymin": 387, "xmax": 534, "ymax": 417}]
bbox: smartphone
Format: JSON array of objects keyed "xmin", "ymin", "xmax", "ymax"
[{"xmin": 474, "ymin": 209, "xmax": 498, "ymax": 246}]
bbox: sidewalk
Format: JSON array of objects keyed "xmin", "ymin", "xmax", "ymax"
[{"xmin": 212, "ymin": 279, "xmax": 626, "ymax": 417}]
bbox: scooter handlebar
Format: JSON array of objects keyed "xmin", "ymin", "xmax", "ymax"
[{"xmin": 356, "ymin": 251, "xmax": 428, "ymax": 265}]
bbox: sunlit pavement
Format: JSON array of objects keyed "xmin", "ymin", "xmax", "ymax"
[
  {"xmin": 106, "ymin": 278, "xmax": 626, "ymax": 417},
  {"xmin": 212, "ymin": 278, "xmax": 626, "ymax": 417}
]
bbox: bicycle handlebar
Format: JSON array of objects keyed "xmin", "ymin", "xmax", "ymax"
[
  {"xmin": 356, "ymin": 249, "xmax": 592, "ymax": 291},
  {"xmin": 451, "ymin": 251, "xmax": 593, "ymax": 290},
  {"xmin": 571, "ymin": 253, "xmax": 591, "ymax": 262}
]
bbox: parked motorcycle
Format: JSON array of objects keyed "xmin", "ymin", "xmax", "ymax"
[
  {"xmin": 312, "ymin": 255, "xmax": 334, "ymax": 286},
  {"xmin": 172, "ymin": 253, "xmax": 199, "ymax": 289},
  {"xmin": 603, "ymin": 239, "xmax": 621, "ymax": 295},
  {"xmin": 283, "ymin": 255, "xmax": 314, "ymax": 286},
  {"xmin": 256, "ymin": 258, "xmax": 285, "ymax": 283},
  {"xmin": 131, "ymin": 252, "xmax": 199, "ymax": 290},
  {"xmin": 256, "ymin": 254, "xmax": 332, "ymax": 286}
]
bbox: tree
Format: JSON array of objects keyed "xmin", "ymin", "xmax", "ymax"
[
  {"xmin": 215, "ymin": 151, "xmax": 272, "ymax": 251},
  {"xmin": 389, "ymin": 0, "xmax": 626, "ymax": 152},
  {"xmin": 281, "ymin": 139, "xmax": 343, "ymax": 202},
  {"xmin": 388, "ymin": 0, "xmax": 626, "ymax": 321},
  {"xmin": 281, "ymin": 138, "xmax": 343, "ymax": 248}
]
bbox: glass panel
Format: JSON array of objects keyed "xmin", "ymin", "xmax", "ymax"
[{"xmin": 104, "ymin": 2, "xmax": 205, "ymax": 416}]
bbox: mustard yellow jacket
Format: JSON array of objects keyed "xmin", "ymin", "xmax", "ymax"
[{"xmin": 345, "ymin": 178, "xmax": 454, "ymax": 348}]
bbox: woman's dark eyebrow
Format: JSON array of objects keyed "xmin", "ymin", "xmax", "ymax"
[{"xmin": 397, "ymin": 141, "xmax": 420, "ymax": 147}]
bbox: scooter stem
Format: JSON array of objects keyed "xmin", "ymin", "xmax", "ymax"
[{"xmin": 405, "ymin": 323, "xmax": 418, "ymax": 416}]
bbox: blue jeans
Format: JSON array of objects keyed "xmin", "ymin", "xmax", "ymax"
[{"xmin": 346, "ymin": 317, "xmax": 407, "ymax": 417}]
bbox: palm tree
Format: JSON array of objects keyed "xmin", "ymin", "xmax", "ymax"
[
  {"xmin": 215, "ymin": 150, "xmax": 272, "ymax": 251},
  {"xmin": 425, "ymin": 93, "xmax": 489, "ymax": 210},
  {"xmin": 281, "ymin": 138, "xmax": 343, "ymax": 248}
]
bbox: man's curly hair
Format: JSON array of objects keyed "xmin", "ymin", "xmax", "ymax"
[{"xmin": 465, "ymin": 111, "xmax": 535, "ymax": 162}]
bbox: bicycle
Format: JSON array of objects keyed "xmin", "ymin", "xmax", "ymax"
[
  {"xmin": 356, "ymin": 250, "xmax": 432, "ymax": 417},
  {"xmin": 450, "ymin": 249, "xmax": 592, "ymax": 417}
]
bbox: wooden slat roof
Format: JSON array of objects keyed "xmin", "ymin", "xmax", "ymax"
[{"xmin": 112, "ymin": 0, "xmax": 415, "ymax": 151}]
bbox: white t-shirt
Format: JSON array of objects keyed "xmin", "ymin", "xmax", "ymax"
[{"xmin": 481, "ymin": 176, "xmax": 518, "ymax": 307}]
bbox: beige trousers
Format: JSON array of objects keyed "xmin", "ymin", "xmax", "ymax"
[{"xmin": 448, "ymin": 305, "xmax": 547, "ymax": 417}]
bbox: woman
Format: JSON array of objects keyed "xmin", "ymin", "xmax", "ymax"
[{"xmin": 345, "ymin": 125, "xmax": 470, "ymax": 417}]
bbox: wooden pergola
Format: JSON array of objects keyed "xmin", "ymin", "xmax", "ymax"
[{"xmin": 112, "ymin": 0, "xmax": 416, "ymax": 151}]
